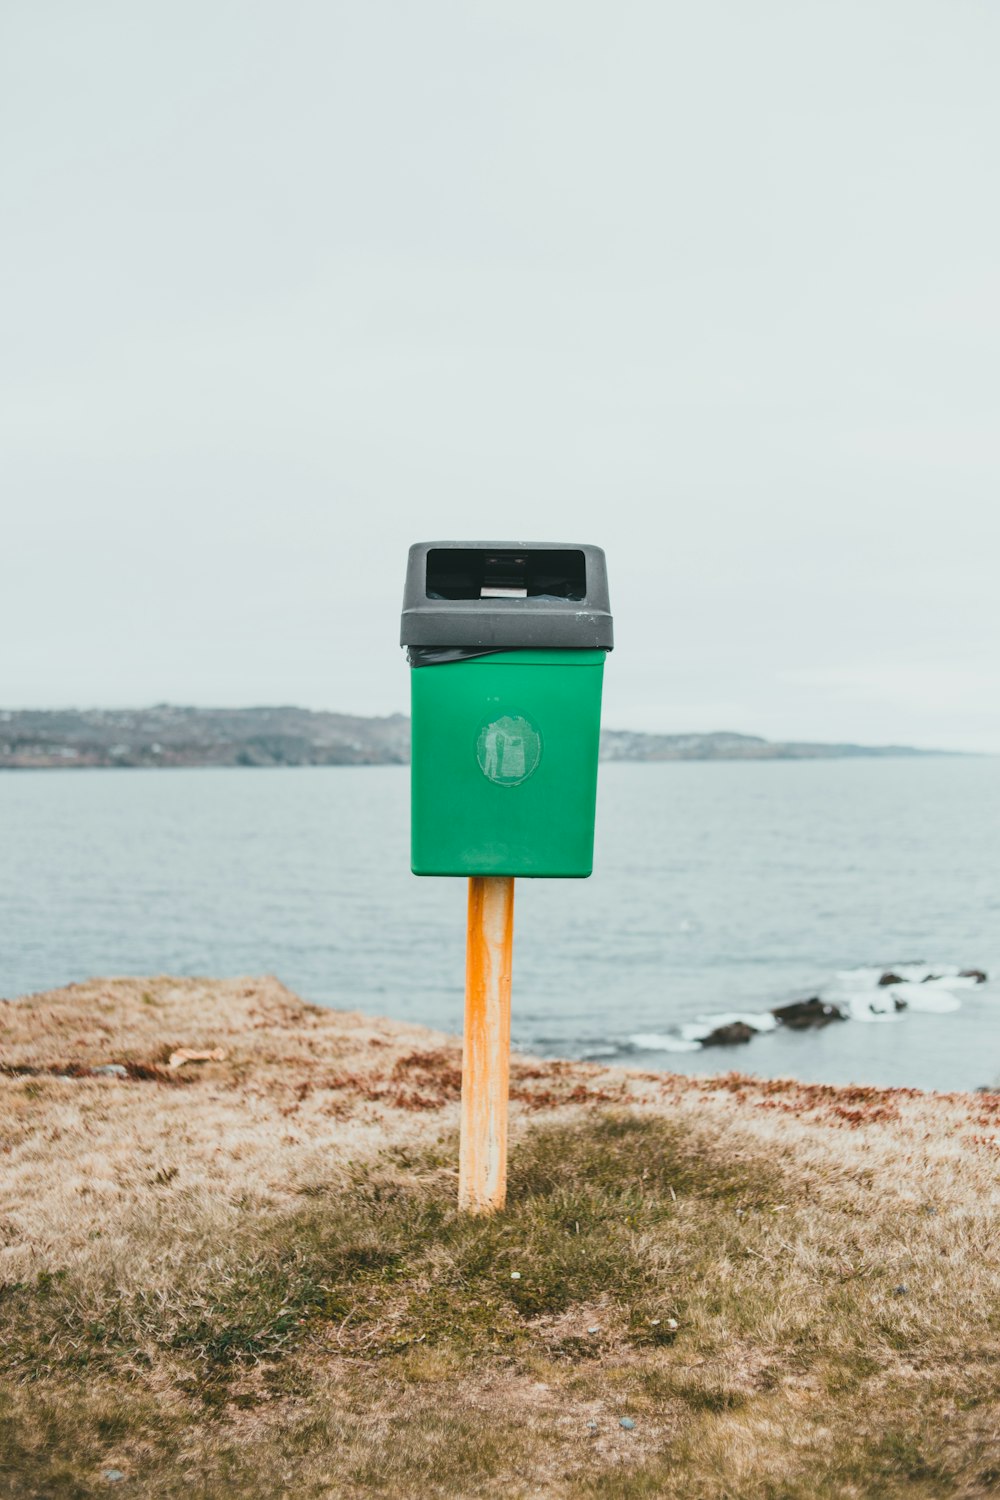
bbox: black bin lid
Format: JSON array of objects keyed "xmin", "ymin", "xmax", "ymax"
[{"xmin": 400, "ymin": 541, "xmax": 613, "ymax": 651}]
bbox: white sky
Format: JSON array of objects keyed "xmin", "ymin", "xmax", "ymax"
[{"xmin": 2, "ymin": 1, "xmax": 998, "ymax": 750}]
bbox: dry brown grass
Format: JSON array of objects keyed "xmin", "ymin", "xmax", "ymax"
[{"xmin": 1, "ymin": 976, "xmax": 999, "ymax": 1498}]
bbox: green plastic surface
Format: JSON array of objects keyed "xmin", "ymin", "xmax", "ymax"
[{"xmin": 410, "ymin": 650, "xmax": 606, "ymax": 878}]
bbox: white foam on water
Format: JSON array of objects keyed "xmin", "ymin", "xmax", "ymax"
[
  {"xmin": 846, "ymin": 992, "xmax": 901, "ymax": 1023},
  {"xmin": 833, "ymin": 963, "xmax": 978, "ymax": 991},
  {"xmin": 628, "ymin": 1033, "xmax": 703, "ymax": 1054},
  {"xmin": 899, "ymin": 964, "xmax": 985, "ymax": 986},
  {"xmin": 622, "ymin": 961, "xmax": 978, "ymax": 1058},
  {"xmin": 888, "ymin": 983, "xmax": 962, "ymax": 1013},
  {"xmin": 920, "ymin": 974, "xmax": 980, "ymax": 991}
]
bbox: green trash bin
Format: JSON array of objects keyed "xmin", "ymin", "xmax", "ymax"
[{"xmin": 401, "ymin": 543, "xmax": 613, "ymax": 877}]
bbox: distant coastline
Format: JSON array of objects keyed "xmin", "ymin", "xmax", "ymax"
[{"xmin": 0, "ymin": 705, "xmax": 958, "ymax": 769}]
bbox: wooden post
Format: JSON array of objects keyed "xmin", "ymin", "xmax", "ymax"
[{"xmin": 459, "ymin": 875, "xmax": 514, "ymax": 1213}]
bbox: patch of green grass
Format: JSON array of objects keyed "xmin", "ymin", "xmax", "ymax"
[
  {"xmin": 507, "ymin": 1111, "xmax": 773, "ymax": 1203},
  {"xmin": 1, "ymin": 1113, "xmax": 785, "ymax": 1386}
]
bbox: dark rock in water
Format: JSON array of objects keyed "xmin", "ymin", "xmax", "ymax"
[
  {"xmin": 959, "ymin": 969, "xmax": 988, "ymax": 984},
  {"xmin": 893, "ymin": 996, "xmax": 908, "ymax": 1012},
  {"xmin": 771, "ymin": 998, "xmax": 846, "ymax": 1029},
  {"xmin": 701, "ymin": 1022, "xmax": 756, "ymax": 1046},
  {"xmin": 878, "ymin": 972, "xmax": 905, "ymax": 987},
  {"xmin": 920, "ymin": 973, "xmax": 943, "ymax": 983}
]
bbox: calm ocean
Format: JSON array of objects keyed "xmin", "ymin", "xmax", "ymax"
[{"xmin": 1, "ymin": 759, "xmax": 997, "ymax": 1091}]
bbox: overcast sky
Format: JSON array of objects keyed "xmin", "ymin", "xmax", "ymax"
[{"xmin": 2, "ymin": 1, "xmax": 998, "ymax": 750}]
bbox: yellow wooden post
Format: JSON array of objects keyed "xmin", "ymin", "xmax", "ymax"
[{"xmin": 459, "ymin": 875, "xmax": 514, "ymax": 1213}]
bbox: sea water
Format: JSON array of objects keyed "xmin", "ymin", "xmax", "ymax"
[{"xmin": 1, "ymin": 758, "xmax": 997, "ymax": 1091}]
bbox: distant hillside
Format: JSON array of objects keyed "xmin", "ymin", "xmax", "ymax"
[
  {"xmin": 0, "ymin": 706, "xmax": 410, "ymax": 768},
  {"xmin": 598, "ymin": 729, "xmax": 944, "ymax": 761},
  {"xmin": 0, "ymin": 706, "xmax": 950, "ymax": 769}
]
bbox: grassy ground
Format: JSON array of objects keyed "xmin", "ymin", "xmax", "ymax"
[{"xmin": 1, "ymin": 977, "xmax": 999, "ymax": 1497}]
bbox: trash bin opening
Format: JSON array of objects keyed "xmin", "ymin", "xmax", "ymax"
[{"xmin": 426, "ymin": 548, "xmax": 587, "ymax": 602}]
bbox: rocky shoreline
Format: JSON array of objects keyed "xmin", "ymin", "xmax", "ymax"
[{"xmin": 626, "ymin": 963, "xmax": 990, "ymax": 1055}]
